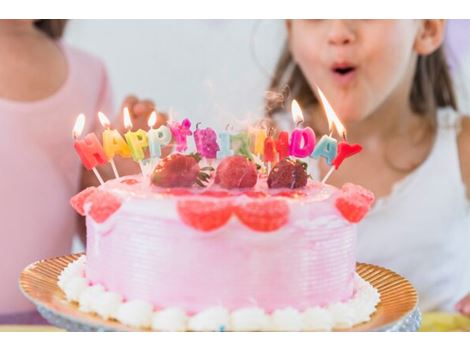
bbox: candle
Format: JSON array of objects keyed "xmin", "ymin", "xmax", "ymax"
[
  {"xmin": 289, "ymin": 100, "xmax": 316, "ymax": 158},
  {"xmin": 313, "ymin": 86, "xmax": 362, "ymax": 183},
  {"xmin": 98, "ymin": 112, "xmax": 130, "ymax": 178},
  {"xmin": 217, "ymin": 130, "xmax": 233, "ymax": 159},
  {"xmin": 311, "ymin": 135, "xmax": 338, "ymax": 165},
  {"xmin": 194, "ymin": 123, "xmax": 220, "ymax": 159},
  {"xmin": 275, "ymin": 131, "xmax": 290, "ymax": 161},
  {"xmin": 253, "ymin": 128, "xmax": 267, "ymax": 157},
  {"xmin": 147, "ymin": 111, "xmax": 172, "ymax": 159},
  {"xmin": 264, "ymin": 132, "xmax": 276, "ymax": 163},
  {"xmin": 332, "ymin": 142, "xmax": 362, "ymax": 169},
  {"xmin": 72, "ymin": 113, "xmax": 106, "ymax": 185},
  {"xmin": 231, "ymin": 131, "xmax": 252, "ymax": 159},
  {"xmin": 169, "ymin": 118, "xmax": 192, "ymax": 152},
  {"xmin": 123, "ymin": 107, "xmax": 148, "ymax": 176}
]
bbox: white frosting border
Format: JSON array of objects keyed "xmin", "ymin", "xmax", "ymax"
[{"xmin": 58, "ymin": 256, "xmax": 380, "ymax": 331}]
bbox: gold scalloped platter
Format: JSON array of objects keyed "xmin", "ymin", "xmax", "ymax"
[{"xmin": 19, "ymin": 254, "xmax": 420, "ymax": 332}]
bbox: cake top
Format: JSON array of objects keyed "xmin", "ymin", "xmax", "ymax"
[{"xmin": 70, "ymin": 154, "xmax": 375, "ymax": 233}]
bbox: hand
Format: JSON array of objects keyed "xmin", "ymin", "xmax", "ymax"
[
  {"xmin": 117, "ymin": 95, "xmax": 167, "ymax": 132},
  {"xmin": 455, "ymin": 293, "xmax": 470, "ymax": 316}
]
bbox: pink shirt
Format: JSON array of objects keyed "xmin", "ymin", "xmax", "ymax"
[{"xmin": 0, "ymin": 42, "xmax": 114, "ymax": 314}]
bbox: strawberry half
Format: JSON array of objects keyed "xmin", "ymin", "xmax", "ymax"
[
  {"xmin": 87, "ymin": 190, "xmax": 122, "ymax": 223},
  {"xmin": 151, "ymin": 153, "xmax": 213, "ymax": 188},
  {"xmin": 177, "ymin": 200, "xmax": 233, "ymax": 231},
  {"xmin": 267, "ymin": 158, "xmax": 308, "ymax": 189},
  {"xmin": 335, "ymin": 183, "xmax": 375, "ymax": 223},
  {"xmin": 234, "ymin": 199, "xmax": 289, "ymax": 232},
  {"xmin": 70, "ymin": 187, "xmax": 97, "ymax": 216}
]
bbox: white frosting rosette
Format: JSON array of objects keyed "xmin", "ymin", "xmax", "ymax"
[{"xmin": 58, "ymin": 257, "xmax": 380, "ymax": 331}]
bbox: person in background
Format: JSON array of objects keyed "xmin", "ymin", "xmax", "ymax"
[
  {"xmin": 268, "ymin": 20, "xmax": 470, "ymax": 316},
  {"xmin": 0, "ymin": 19, "xmax": 157, "ymax": 324}
]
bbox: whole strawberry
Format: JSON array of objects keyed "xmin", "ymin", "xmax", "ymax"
[
  {"xmin": 267, "ymin": 158, "xmax": 308, "ymax": 189},
  {"xmin": 151, "ymin": 153, "xmax": 212, "ymax": 188},
  {"xmin": 215, "ymin": 155, "xmax": 258, "ymax": 189}
]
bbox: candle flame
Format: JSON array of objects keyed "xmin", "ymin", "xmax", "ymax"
[
  {"xmin": 316, "ymin": 86, "xmax": 346, "ymax": 139},
  {"xmin": 147, "ymin": 111, "xmax": 157, "ymax": 128},
  {"xmin": 98, "ymin": 112, "xmax": 111, "ymax": 129},
  {"xmin": 72, "ymin": 113, "xmax": 86, "ymax": 139},
  {"xmin": 123, "ymin": 107, "xmax": 133, "ymax": 130},
  {"xmin": 291, "ymin": 99, "xmax": 304, "ymax": 126}
]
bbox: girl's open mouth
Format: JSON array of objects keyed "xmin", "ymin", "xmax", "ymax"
[{"xmin": 331, "ymin": 64, "xmax": 357, "ymax": 84}]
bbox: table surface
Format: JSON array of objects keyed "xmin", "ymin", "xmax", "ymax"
[{"xmin": 0, "ymin": 312, "xmax": 468, "ymax": 332}]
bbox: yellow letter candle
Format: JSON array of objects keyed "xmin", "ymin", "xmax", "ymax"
[{"xmin": 123, "ymin": 107, "xmax": 148, "ymax": 177}]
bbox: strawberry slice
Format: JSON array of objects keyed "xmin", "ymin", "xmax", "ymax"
[
  {"xmin": 177, "ymin": 200, "xmax": 233, "ymax": 231},
  {"xmin": 87, "ymin": 191, "xmax": 122, "ymax": 223},
  {"xmin": 235, "ymin": 199, "xmax": 289, "ymax": 232},
  {"xmin": 70, "ymin": 187, "xmax": 97, "ymax": 216},
  {"xmin": 335, "ymin": 183, "xmax": 375, "ymax": 223}
]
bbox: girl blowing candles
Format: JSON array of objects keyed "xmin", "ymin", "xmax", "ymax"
[
  {"xmin": 268, "ymin": 20, "xmax": 470, "ymax": 315},
  {"xmin": 0, "ymin": 20, "xmax": 157, "ymax": 324}
]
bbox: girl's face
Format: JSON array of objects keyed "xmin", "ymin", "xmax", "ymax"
[{"xmin": 288, "ymin": 20, "xmax": 427, "ymax": 123}]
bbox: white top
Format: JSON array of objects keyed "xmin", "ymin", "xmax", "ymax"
[{"xmin": 356, "ymin": 107, "xmax": 470, "ymax": 312}]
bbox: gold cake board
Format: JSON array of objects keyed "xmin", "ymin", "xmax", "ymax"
[{"xmin": 19, "ymin": 253, "xmax": 420, "ymax": 332}]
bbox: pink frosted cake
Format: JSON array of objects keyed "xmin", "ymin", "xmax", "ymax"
[{"xmin": 62, "ymin": 155, "xmax": 379, "ymax": 331}]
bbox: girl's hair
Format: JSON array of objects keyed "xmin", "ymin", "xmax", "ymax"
[
  {"xmin": 34, "ymin": 20, "xmax": 68, "ymax": 39},
  {"xmin": 267, "ymin": 43, "xmax": 458, "ymax": 120}
]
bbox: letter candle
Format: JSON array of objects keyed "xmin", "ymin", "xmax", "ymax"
[
  {"xmin": 275, "ymin": 131, "xmax": 290, "ymax": 161},
  {"xmin": 289, "ymin": 100, "xmax": 316, "ymax": 158},
  {"xmin": 98, "ymin": 112, "xmax": 130, "ymax": 178},
  {"xmin": 123, "ymin": 107, "xmax": 148, "ymax": 177},
  {"xmin": 147, "ymin": 110, "xmax": 172, "ymax": 160},
  {"xmin": 194, "ymin": 123, "xmax": 220, "ymax": 163},
  {"xmin": 72, "ymin": 113, "xmax": 106, "ymax": 185},
  {"xmin": 264, "ymin": 127, "xmax": 277, "ymax": 173},
  {"xmin": 314, "ymin": 87, "xmax": 362, "ymax": 184}
]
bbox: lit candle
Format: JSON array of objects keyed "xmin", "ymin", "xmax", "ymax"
[
  {"xmin": 147, "ymin": 111, "xmax": 172, "ymax": 159},
  {"xmin": 98, "ymin": 112, "xmax": 130, "ymax": 178},
  {"xmin": 313, "ymin": 86, "xmax": 362, "ymax": 184},
  {"xmin": 289, "ymin": 100, "xmax": 316, "ymax": 158},
  {"xmin": 275, "ymin": 131, "xmax": 290, "ymax": 161},
  {"xmin": 194, "ymin": 123, "xmax": 220, "ymax": 160},
  {"xmin": 311, "ymin": 135, "xmax": 337, "ymax": 165},
  {"xmin": 169, "ymin": 118, "xmax": 192, "ymax": 152},
  {"xmin": 123, "ymin": 107, "xmax": 148, "ymax": 176},
  {"xmin": 72, "ymin": 113, "xmax": 106, "ymax": 185},
  {"xmin": 332, "ymin": 142, "xmax": 362, "ymax": 169}
]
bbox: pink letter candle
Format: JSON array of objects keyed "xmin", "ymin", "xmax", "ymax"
[
  {"xmin": 169, "ymin": 118, "xmax": 192, "ymax": 152},
  {"xmin": 194, "ymin": 124, "xmax": 220, "ymax": 159}
]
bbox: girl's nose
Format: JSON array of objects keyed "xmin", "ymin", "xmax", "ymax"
[{"xmin": 327, "ymin": 20, "xmax": 356, "ymax": 46}]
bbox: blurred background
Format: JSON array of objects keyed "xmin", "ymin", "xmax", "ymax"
[
  {"xmin": 64, "ymin": 19, "xmax": 470, "ymax": 125},
  {"xmin": 65, "ymin": 20, "xmax": 285, "ymax": 129}
]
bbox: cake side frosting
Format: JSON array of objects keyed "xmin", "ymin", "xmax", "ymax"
[
  {"xmin": 59, "ymin": 256, "xmax": 380, "ymax": 331},
  {"xmin": 84, "ymin": 177, "xmax": 357, "ymax": 313}
]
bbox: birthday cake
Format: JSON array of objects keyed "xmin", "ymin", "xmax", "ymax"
[{"xmin": 61, "ymin": 151, "xmax": 379, "ymax": 331}]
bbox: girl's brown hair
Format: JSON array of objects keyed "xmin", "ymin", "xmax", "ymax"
[
  {"xmin": 267, "ymin": 43, "xmax": 458, "ymax": 120},
  {"xmin": 34, "ymin": 20, "xmax": 68, "ymax": 39}
]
